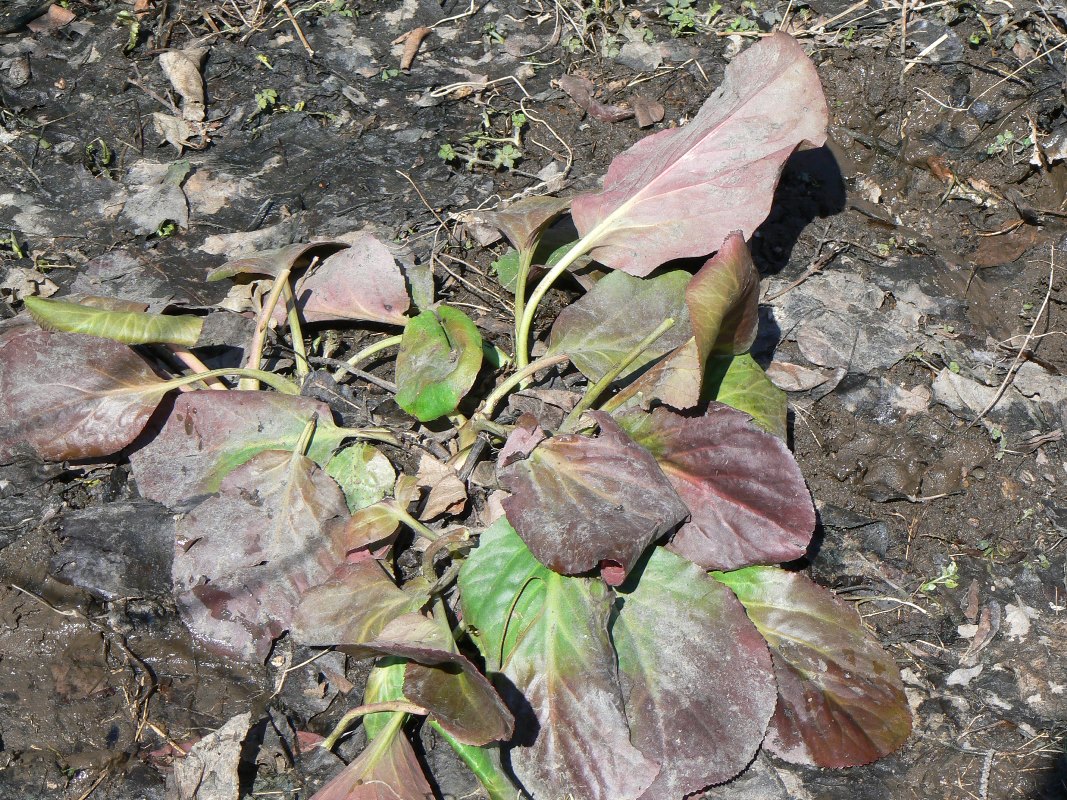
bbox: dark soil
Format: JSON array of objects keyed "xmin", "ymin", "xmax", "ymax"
[{"xmin": 2, "ymin": 1, "xmax": 1067, "ymax": 798}]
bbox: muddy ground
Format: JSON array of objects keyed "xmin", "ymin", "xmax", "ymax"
[{"xmin": 2, "ymin": 0, "xmax": 1067, "ymax": 798}]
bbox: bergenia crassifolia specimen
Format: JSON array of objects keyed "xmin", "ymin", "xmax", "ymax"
[{"xmin": 0, "ymin": 34, "xmax": 910, "ymax": 799}]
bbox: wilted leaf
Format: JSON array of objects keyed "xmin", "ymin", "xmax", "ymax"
[
  {"xmin": 547, "ymin": 270, "xmax": 691, "ymax": 382},
  {"xmin": 395, "ymin": 305, "xmax": 483, "ymax": 422},
  {"xmin": 499, "ymin": 411, "xmax": 688, "ymax": 580},
  {"xmin": 291, "ymin": 561, "xmax": 425, "ymax": 649},
  {"xmin": 365, "ymin": 613, "xmax": 514, "ymax": 745},
  {"xmin": 621, "ymin": 405, "xmax": 814, "ymax": 571},
  {"xmin": 24, "ymin": 296, "xmax": 202, "ymax": 346},
  {"xmin": 459, "ymin": 519, "xmax": 659, "ymax": 800},
  {"xmin": 706, "ymin": 353, "xmax": 787, "ymax": 439},
  {"xmin": 291, "ymin": 234, "xmax": 410, "ymax": 325},
  {"xmin": 338, "ymin": 500, "xmax": 404, "ymax": 551},
  {"xmin": 612, "ymin": 548, "xmax": 777, "ymax": 796},
  {"xmin": 601, "ymin": 338, "xmax": 703, "ymax": 414},
  {"xmin": 687, "ymin": 231, "xmax": 760, "ymax": 361},
  {"xmin": 0, "ymin": 323, "xmax": 168, "ymax": 462},
  {"xmin": 571, "ymin": 34, "xmax": 827, "ymax": 276},
  {"xmin": 310, "ymin": 715, "xmax": 434, "ymax": 800},
  {"xmin": 557, "ymin": 74, "xmax": 635, "ymax": 123},
  {"xmin": 713, "ymin": 566, "xmax": 912, "ymax": 768},
  {"xmin": 327, "ymin": 443, "xmax": 395, "ymax": 512},
  {"xmin": 173, "ymin": 450, "xmax": 352, "ymax": 661},
  {"xmin": 129, "ymin": 391, "xmax": 351, "ymax": 510},
  {"xmin": 484, "ymin": 195, "xmax": 571, "ymax": 253},
  {"xmin": 206, "ymin": 241, "xmax": 346, "ymax": 282}
]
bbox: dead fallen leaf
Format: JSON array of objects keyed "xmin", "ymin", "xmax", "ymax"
[
  {"xmin": 633, "ymin": 96, "xmax": 664, "ymax": 128},
  {"xmin": 168, "ymin": 712, "xmax": 250, "ymax": 800},
  {"xmin": 415, "ymin": 454, "xmax": 467, "ymax": 519},
  {"xmin": 159, "ymin": 47, "xmax": 207, "ymax": 122}
]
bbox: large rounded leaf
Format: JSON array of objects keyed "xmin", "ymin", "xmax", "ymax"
[
  {"xmin": 612, "ymin": 548, "xmax": 777, "ymax": 796},
  {"xmin": 395, "ymin": 305, "xmax": 483, "ymax": 422},
  {"xmin": 621, "ymin": 405, "xmax": 814, "ymax": 570},
  {"xmin": 713, "ymin": 566, "xmax": 913, "ymax": 767},
  {"xmin": 0, "ymin": 322, "xmax": 168, "ymax": 462}
]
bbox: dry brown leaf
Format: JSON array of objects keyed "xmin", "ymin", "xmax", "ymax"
[
  {"xmin": 159, "ymin": 47, "xmax": 207, "ymax": 122},
  {"xmin": 415, "ymin": 454, "xmax": 467, "ymax": 519}
]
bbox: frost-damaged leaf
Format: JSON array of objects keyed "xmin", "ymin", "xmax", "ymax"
[
  {"xmin": 602, "ymin": 338, "xmax": 703, "ymax": 414},
  {"xmin": 326, "ymin": 443, "xmax": 395, "ymax": 512},
  {"xmin": 687, "ymin": 231, "xmax": 760, "ymax": 361},
  {"xmin": 395, "ymin": 305, "xmax": 483, "ymax": 422},
  {"xmin": 291, "ymin": 561, "xmax": 424, "ymax": 649},
  {"xmin": 206, "ymin": 241, "xmax": 346, "ymax": 281},
  {"xmin": 547, "ymin": 270, "xmax": 691, "ymax": 382},
  {"xmin": 612, "ymin": 548, "xmax": 777, "ymax": 797},
  {"xmin": 291, "ymin": 234, "xmax": 410, "ymax": 326},
  {"xmin": 498, "ymin": 411, "xmax": 688, "ymax": 580},
  {"xmin": 0, "ymin": 323, "xmax": 168, "ymax": 462},
  {"xmin": 310, "ymin": 715, "xmax": 434, "ymax": 800},
  {"xmin": 484, "ymin": 195, "xmax": 571, "ymax": 252},
  {"xmin": 621, "ymin": 405, "xmax": 813, "ymax": 571},
  {"xmin": 24, "ymin": 296, "xmax": 203, "ymax": 346},
  {"xmin": 459, "ymin": 519, "xmax": 659, "ymax": 800},
  {"xmin": 713, "ymin": 566, "xmax": 912, "ymax": 768},
  {"xmin": 571, "ymin": 33, "xmax": 827, "ymax": 276},
  {"xmin": 173, "ymin": 450, "xmax": 352, "ymax": 661},
  {"xmin": 706, "ymin": 353, "xmax": 787, "ymax": 439},
  {"xmin": 130, "ymin": 391, "xmax": 351, "ymax": 510},
  {"xmin": 364, "ymin": 613, "xmax": 514, "ymax": 745}
]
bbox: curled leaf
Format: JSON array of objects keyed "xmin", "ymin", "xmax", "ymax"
[
  {"xmin": 483, "ymin": 195, "xmax": 571, "ymax": 253},
  {"xmin": 206, "ymin": 241, "xmax": 346, "ymax": 282},
  {"xmin": 687, "ymin": 231, "xmax": 760, "ymax": 361},
  {"xmin": 713, "ymin": 566, "xmax": 913, "ymax": 768},
  {"xmin": 24, "ymin": 296, "xmax": 203, "ymax": 346}
]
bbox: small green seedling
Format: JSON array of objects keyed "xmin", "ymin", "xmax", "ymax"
[{"xmin": 920, "ymin": 560, "xmax": 959, "ymax": 593}]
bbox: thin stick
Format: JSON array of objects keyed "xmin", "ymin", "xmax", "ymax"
[
  {"xmin": 969, "ymin": 252, "xmax": 1055, "ymax": 428},
  {"xmin": 242, "ymin": 266, "xmax": 291, "ymax": 389},
  {"xmin": 273, "ymin": 0, "xmax": 314, "ymax": 56},
  {"xmin": 479, "ymin": 352, "xmax": 570, "ymax": 419},
  {"xmin": 344, "ymin": 334, "xmax": 403, "ymax": 370},
  {"xmin": 167, "ymin": 346, "xmax": 228, "ymax": 389},
  {"xmin": 281, "ymin": 281, "xmax": 309, "ymax": 380},
  {"xmin": 321, "ymin": 704, "xmax": 425, "ymax": 750}
]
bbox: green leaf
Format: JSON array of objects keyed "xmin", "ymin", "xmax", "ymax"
[
  {"xmin": 547, "ymin": 269, "xmax": 691, "ymax": 382},
  {"xmin": 705, "ymin": 353, "xmax": 787, "ymax": 439},
  {"xmin": 459, "ymin": 519, "xmax": 658, "ymax": 800},
  {"xmin": 612, "ymin": 548, "xmax": 777, "ymax": 796},
  {"xmin": 24, "ymin": 296, "xmax": 202, "ymax": 346},
  {"xmin": 363, "ymin": 657, "xmax": 407, "ymax": 741},
  {"xmin": 491, "ymin": 238, "xmax": 576, "ymax": 294},
  {"xmin": 395, "ymin": 305, "xmax": 483, "ymax": 422},
  {"xmin": 713, "ymin": 566, "xmax": 913, "ymax": 768},
  {"xmin": 326, "ymin": 443, "xmax": 395, "ymax": 512},
  {"xmin": 686, "ymin": 231, "xmax": 759, "ymax": 361}
]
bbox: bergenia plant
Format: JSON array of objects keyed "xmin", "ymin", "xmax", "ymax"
[{"xmin": 0, "ymin": 34, "xmax": 911, "ymax": 799}]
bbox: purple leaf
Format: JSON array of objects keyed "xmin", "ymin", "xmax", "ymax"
[
  {"xmin": 206, "ymin": 241, "xmax": 346, "ymax": 281},
  {"xmin": 499, "ymin": 411, "xmax": 689, "ymax": 580},
  {"xmin": 291, "ymin": 234, "xmax": 410, "ymax": 326},
  {"xmin": 129, "ymin": 391, "xmax": 350, "ymax": 510},
  {"xmin": 621, "ymin": 405, "xmax": 814, "ymax": 570},
  {"xmin": 459, "ymin": 520, "xmax": 659, "ymax": 800},
  {"xmin": 0, "ymin": 322, "xmax": 168, "ymax": 462},
  {"xmin": 173, "ymin": 450, "xmax": 352, "ymax": 661},
  {"xmin": 687, "ymin": 231, "xmax": 760, "ymax": 361},
  {"xmin": 547, "ymin": 269, "xmax": 692, "ymax": 382},
  {"xmin": 291, "ymin": 560, "xmax": 425, "ymax": 649},
  {"xmin": 713, "ymin": 566, "xmax": 913, "ymax": 768},
  {"xmin": 483, "ymin": 195, "xmax": 571, "ymax": 253},
  {"xmin": 571, "ymin": 33, "xmax": 827, "ymax": 276},
  {"xmin": 310, "ymin": 717, "xmax": 434, "ymax": 800},
  {"xmin": 612, "ymin": 547, "xmax": 777, "ymax": 796}
]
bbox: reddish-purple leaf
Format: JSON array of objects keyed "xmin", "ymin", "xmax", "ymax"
[
  {"xmin": 622, "ymin": 405, "xmax": 814, "ymax": 570},
  {"xmin": 571, "ymin": 33, "xmax": 827, "ymax": 276},
  {"xmin": 714, "ymin": 566, "xmax": 913, "ymax": 768},
  {"xmin": 0, "ymin": 322, "xmax": 168, "ymax": 462},
  {"xmin": 310, "ymin": 717, "xmax": 434, "ymax": 800},
  {"xmin": 129, "ymin": 391, "xmax": 350, "ymax": 510},
  {"xmin": 499, "ymin": 411, "xmax": 688, "ymax": 580},
  {"xmin": 291, "ymin": 234, "xmax": 410, "ymax": 326},
  {"xmin": 459, "ymin": 520, "xmax": 659, "ymax": 800},
  {"xmin": 206, "ymin": 241, "xmax": 347, "ymax": 282},
  {"xmin": 687, "ymin": 231, "xmax": 760, "ymax": 361},
  {"xmin": 547, "ymin": 269, "xmax": 692, "ymax": 382},
  {"xmin": 483, "ymin": 195, "xmax": 571, "ymax": 253},
  {"xmin": 364, "ymin": 613, "xmax": 514, "ymax": 745},
  {"xmin": 602, "ymin": 338, "xmax": 703, "ymax": 415},
  {"xmin": 612, "ymin": 547, "xmax": 777, "ymax": 796},
  {"xmin": 290, "ymin": 561, "xmax": 425, "ymax": 650},
  {"xmin": 557, "ymin": 74, "xmax": 635, "ymax": 123},
  {"xmin": 173, "ymin": 450, "xmax": 351, "ymax": 661}
]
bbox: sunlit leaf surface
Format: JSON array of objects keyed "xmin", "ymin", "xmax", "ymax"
[
  {"xmin": 395, "ymin": 305, "xmax": 483, "ymax": 422},
  {"xmin": 687, "ymin": 231, "xmax": 760, "ymax": 361},
  {"xmin": 706, "ymin": 353, "xmax": 788, "ymax": 439},
  {"xmin": 24, "ymin": 296, "xmax": 203, "ymax": 346},
  {"xmin": 714, "ymin": 566, "xmax": 913, "ymax": 767}
]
